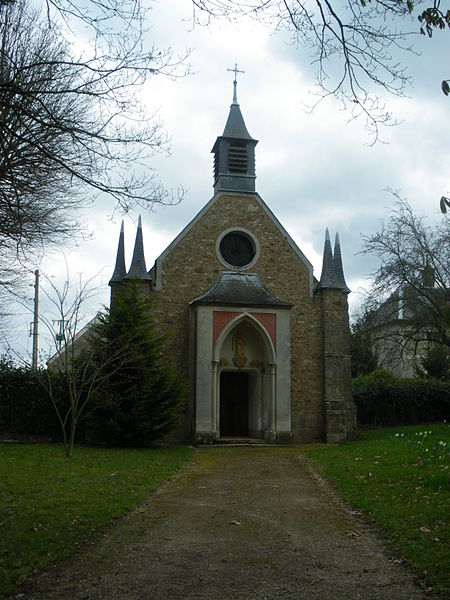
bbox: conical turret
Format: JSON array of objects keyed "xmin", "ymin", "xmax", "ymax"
[
  {"xmin": 333, "ymin": 233, "xmax": 350, "ymax": 293},
  {"xmin": 318, "ymin": 229, "xmax": 341, "ymax": 290},
  {"xmin": 109, "ymin": 221, "xmax": 126, "ymax": 285},
  {"xmin": 317, "ymin": 229, "xmax": 350, "ymax": 292},
  {"xmin": 125, "ymin": 216, "xmax": 151, "ymax": 281}
]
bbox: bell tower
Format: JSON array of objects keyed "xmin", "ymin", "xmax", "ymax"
[{"xmin": 211, "ymin": 65, "xmax": 258, "ymax": 194}]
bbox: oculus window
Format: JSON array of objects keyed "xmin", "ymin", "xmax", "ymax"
[{"xmin": 218, "ymin": 230, "xmax": 257, "ymax": 268}]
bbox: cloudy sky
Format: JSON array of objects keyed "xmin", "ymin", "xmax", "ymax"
[{"xmin": 4, "ymin": 0, "xmax": 450, "ymax": 358}]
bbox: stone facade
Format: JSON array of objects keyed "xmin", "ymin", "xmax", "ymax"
[
  {"xmin": 109, "ymin": 89, "xmax": 356, "ymax": 444},
  {"xmin": 319, "ymin": 289, "xmax": 357, "ymax": 442}
]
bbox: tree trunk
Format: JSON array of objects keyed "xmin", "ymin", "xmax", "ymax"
[{"xmin": 65, "ymin": 416, "xmax": 76, "ymax": 458}]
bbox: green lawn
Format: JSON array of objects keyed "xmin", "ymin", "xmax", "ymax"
[
  {"xmin": 0, "ymin": 443, "xmax": 193, "ymax": 598},
  {"xmin": 1, "ymin": 427, "xmax": 449, "ymax": 598},
  {"xmin": 305, "ymin": 423, "xmax": 450, "ymax": 596}
]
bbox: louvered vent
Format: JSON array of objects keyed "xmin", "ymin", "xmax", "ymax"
[
  {"xmin": 228, "ymin": 143, "xmax": 247, "ymax": 173},
  {"xmin": 214, "ymin": 152, "xmax": 218, "ymax": 180}
]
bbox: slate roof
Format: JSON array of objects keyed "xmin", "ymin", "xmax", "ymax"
[
  {"xmin": 333, "ymin": 232, "xmax": 351, "ymax": 293},
  {"xmin": 190, "ymin": 271, "xmax": 292, "ymax": 307},
  {"xmin": 222, "ymin": 103, "xmax": 255, "ymax": 140},
  {"xmin": 109, "ymin": 221, "xmax": 127, "ymax": 284},
  {"xmin": 317, "ymin": 229, "xmax": 350, "ymax": 293},
  {"xmin": 125, "ymin": 215, "xmax": 151, "ymax": 281}
]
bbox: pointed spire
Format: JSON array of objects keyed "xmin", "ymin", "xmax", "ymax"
[
  {"xmin": 222, "ymin": 104, "xmax": 254, "ymax": 140},
  {"xmin": 109, "ymin": 220, "xmax": 127, "ymax": 285},
  {"xmin": 318, "ymin": 229, "xmax": 348, "ymax": 291},
  {"xmin": 333, "ymin": 233, "xmax": 350, "ymax": 293},
  {"xmin": 318, "ymin": 228, "xmax": 339, "ymax": 289},
  {"xmin": 222, "ymin": 63, "xmax": 254, "ymax": 140},
  {"xmin": 125, "ymin": 215, "xmax": 151, "ymax": 281}
]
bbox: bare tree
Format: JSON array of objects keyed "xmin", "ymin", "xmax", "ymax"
[
  {"xmin": 38, "ymin": 274, "xmax": 101, "ymax": 457},
  {"xmin": 0, "ymin": 0, "xmax": 186, "ymax": 223},
  {"xmin": 191, "ymin": 0, "xmax": 448, "ymax": 140},
  {"xmin": 0, "ymin": 0, "xmax": 187, "ymax": 321},
  {"xmin": 38, "ymin": 272, "xmax": 133, "ymax": 458},
  {"xmin": 360, "ymin": 195, "xmax": 450, "ymax": 374},
  {"xmin": 1, "ymin": 4, "xmax": 81, "ymax": 274}
]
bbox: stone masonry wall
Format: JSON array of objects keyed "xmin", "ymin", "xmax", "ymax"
[
  {"xmin": 148, "ymin": 192, "xmax": 325, "ymax": 442},
  {"xmin": 319, "ymin": 288, "xmax": 356, "ymax": 442}
]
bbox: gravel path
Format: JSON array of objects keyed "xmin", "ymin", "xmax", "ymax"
[{"xmin": 19, "ymin": 447, "xmax": 429, "ymax": 600}]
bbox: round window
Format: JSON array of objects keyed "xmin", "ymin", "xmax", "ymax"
[{"xmin": 219, "ymin": 231, "xmax": 256, "ymax": 267}]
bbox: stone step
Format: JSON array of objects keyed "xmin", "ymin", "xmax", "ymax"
[{"xmin": 212, "ymin": 437, "xmax": 272, "ymax": 446}]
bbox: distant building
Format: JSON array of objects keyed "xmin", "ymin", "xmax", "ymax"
[
  {"xmin": 110, "ymin": 78, "xmax": 356, "ymax": 444},
  {"xmin": 366, "ymin": 266, "xmax": 448, "ymax": 377},
  {"xmin": 369, "ymin": 287, "xmax": 423, "ymax": 377}
]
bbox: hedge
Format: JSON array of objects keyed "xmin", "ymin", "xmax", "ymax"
[
  {"xmin": 2, "ymin": 361, "xmax": 449, "ymax": 439},
  {"xmin": 0, "ymin": 359, "xmax": 68, "ymax": 440},
  {"xmin": 353, "ymin": 370, "xmax": 450, "ymax": 426}
]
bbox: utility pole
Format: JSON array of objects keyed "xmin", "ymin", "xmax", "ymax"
[{"xmin": 32, "ymin": 269, "xmax": 39, "ymax": 370}]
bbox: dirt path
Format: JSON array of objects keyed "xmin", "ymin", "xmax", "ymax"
[{"xmin": 19, "ymin": 447, "xmax": 429, "ymax": 600}]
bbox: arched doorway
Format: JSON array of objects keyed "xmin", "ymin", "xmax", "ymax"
[
  {"xmin": 214, "ymin": 314, "xmax": 273, "ymax": 439},
  {"xmin": 191, "ymin": 302, "xmax": 292, "ymax": 445},
  {"xmin": 220, "ymin": 371, "xmax": 249, "ymax": 436}
]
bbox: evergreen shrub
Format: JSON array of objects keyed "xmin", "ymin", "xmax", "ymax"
[
  {"xmin": 0, "ymin": 358, "xmax": 67, "ymax": 439},
  {"xmin": 353, "ymin": 369, "xmax": 450, "ymax": 426},
  {"xmin": 86, "ymin": 281, "xmax": 185, "ymax": 446}
]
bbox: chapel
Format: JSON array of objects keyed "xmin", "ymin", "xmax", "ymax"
[{"xmin": 109, "ymin": 75, "xmax": 357, "ymax": 444}]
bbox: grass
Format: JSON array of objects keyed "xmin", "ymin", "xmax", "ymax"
[
  {"xmin": 0, "ymin": 443, "xmax": 193, "ymax": 598},
  {"xmin": 305, "ymin": 423, "xmax": 450, "ymax": 596},
  {"xmin": 1, "ymin": 427, "xmax": 448, "ymax": 597}
]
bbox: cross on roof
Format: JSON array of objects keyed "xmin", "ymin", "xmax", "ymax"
[{"xmin": 227, "ymin": 63, "xmax": 244, "ymax": 103}]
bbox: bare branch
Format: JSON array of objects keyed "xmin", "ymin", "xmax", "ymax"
[
  {"xmin": 189, "ymin": 0, "xmax": 438, "ymax": 141},
  {"xmin": 359, "ymin": 193, "xmax": 450, "ymax": 375},
  {"xmin": 0, "ymin": 0, "xmax": 189, "ymax": 317}
]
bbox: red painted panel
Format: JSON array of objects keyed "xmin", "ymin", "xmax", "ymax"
[
  {"xmin": 213, "ymin": 311, "xmax": 240, "ymax": 348},
  {"xmin": 212, "ymin": 310, "xmax": 277, "ymax": 351},
  {"xmin": 252, "ymin": 312, "xmax": 276, "ymax": 350}
]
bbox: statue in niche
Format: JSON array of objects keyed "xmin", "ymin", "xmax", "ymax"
[{"xmin": 232, "ymin": 332, "xmax": 247, "ymax": 369}]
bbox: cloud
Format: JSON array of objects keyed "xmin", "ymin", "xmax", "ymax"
[{"xmin": 2, "ymin": 1, "xmax": 449, "ymax": 355}]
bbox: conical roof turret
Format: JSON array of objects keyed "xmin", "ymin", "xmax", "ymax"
[
  {"xmin": 125, "ymin": 216, "xmax": 151, "ymax": 281},
  {"xmin": 318, "ymin": 229, "xmax": 340, "ymax": 289},
  {"xmin": 317, "ymin": 229, "xmax": 349, "ymax": 292},
  {"xmin": 109, "ymin": 221, "xmax": 126, "ymax": 285},
  {"xmin": 333, "ymin": 233, "xmax": 350, "ymax": 293}
]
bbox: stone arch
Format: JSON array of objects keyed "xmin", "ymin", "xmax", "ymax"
[
  {"xmin": 212, "ymin": 312, "xmax": 277, "ymax": 439},
  {"xmin": 213, "ymin": 312, "xmax": 276, "ymax": 364}
]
